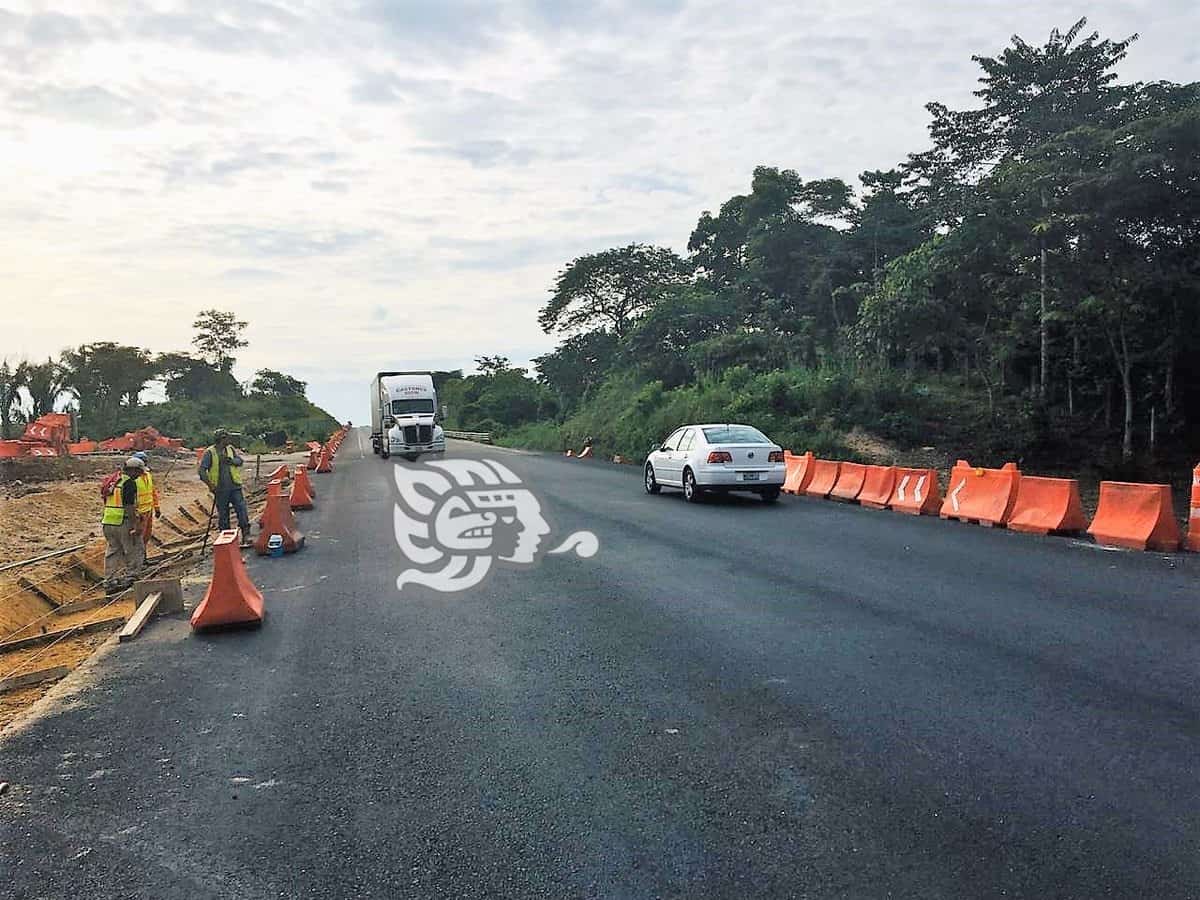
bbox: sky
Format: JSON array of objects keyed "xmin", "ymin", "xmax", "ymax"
[{"xmin": 3, "ymin": 1, "xmax": 1197, "ymax": 423}]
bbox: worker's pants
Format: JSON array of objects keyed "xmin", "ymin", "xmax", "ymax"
[
  {"xmin": 102, "ymin": 523, "xmax": 144, "ymax": 582},
  {"xmin": 139, "ymin": 511, "xmax": 154, "ymax": 544},
  {"xmin": 215, "ymin": 487, "xmax": 251, "ymax": 537}
]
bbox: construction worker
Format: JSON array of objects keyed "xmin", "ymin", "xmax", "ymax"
[
  {"xmin": 133, "ymin": 451, "xmax": 162, "ymax": 545},
  {"xmin": 102, "ymin": 457, "xmax": 146, "ymax": 591},
  {"xmin": 199, "ymin": 428, "xmax": 252, "ymax": 545}
]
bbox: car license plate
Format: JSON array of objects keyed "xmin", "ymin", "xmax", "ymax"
[{"xmin": 741, "ymin": 472, "xmax": 761, "ymax": 481}]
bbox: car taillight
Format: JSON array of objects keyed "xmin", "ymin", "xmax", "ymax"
[
  {"xmin": 768, "ymin": 450, "xmax": 784, "ymax": 463},
  {"xmin": 707, "ymin": 451, "xmax": 732, "ymax": 463}
]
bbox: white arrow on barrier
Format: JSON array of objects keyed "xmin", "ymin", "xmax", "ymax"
[
  {"xmin": 950, "ymin": 479, "xmax": 966, "ymax": 513},
  {"xmin": 915, "ymin": 474, "xmax": 927, "ymax": 503},
  {"xmin": 896, "ymin": 475, "xmax": 910, "ymax": 502}
]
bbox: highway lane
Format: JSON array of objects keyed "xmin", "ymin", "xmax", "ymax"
[{"xmin": 1, "ymin": 432, "xmax": 1198, "ymax": 898}]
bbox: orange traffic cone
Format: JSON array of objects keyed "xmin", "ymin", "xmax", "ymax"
[
  {"xmin": 191, "ymin": 529, "xmax": 264, "ymax": 629},
  {"xmin": 307, "ymin": 443, "xmax": 320, "ymax": 470},
  {"xmin": 254, "ymin": 480, "xmax": 304, "ymax": 554},
  {"xmin": 290, "ymin": 465, "xmax": 316, "ymax": 510},
  {"xmin": 267, "ymin": 463, "xmax": 290, "ymax": 481},
  {"xmin": 1187, "ymin": 463, "xmax": 1200, "ymax": 552},
  {"xmin": 315, "ymin": 444, "xmax": 333, "ymax": 473},
  {"xmin": 257, "ymin": 479, "xmax": 283, "ymax": 527}
]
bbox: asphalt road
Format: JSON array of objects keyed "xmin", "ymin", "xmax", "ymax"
[{"xmin": 2, "ymin": 432, "xmax": 1198, "ymax": 899}]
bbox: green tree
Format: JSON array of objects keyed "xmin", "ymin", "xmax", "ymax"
[
  {"xmin": 251, "ymin": 369, "xmax": 307, "ymax": 398},
  {"xmin": 0, "ymin": 359, "xmax": 27, "ymax": 440},
  {"xmin": 22, "ymin": 358, "xmax": 68, "ymax": 419},
  {"xmin": 539, "ymin": 244, "xmax": 691, "ymax": 339},
  {"xmin": 157, "ymin": 352, "xmax": 242, "ymax": 401},
  {"xmin": 192, "ymin": 309, "xmax": 249, "ymax": 373},
  {"xmin": 60, "ymin": 343, "xmax": 155, "ymax": 438}
]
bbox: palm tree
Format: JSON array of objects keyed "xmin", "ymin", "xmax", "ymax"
[
  {"xmin": 23, "ymin": 358, "xmax": 67, "ymax": 419},
  {"xmin": 0, "ymin": 359, "xmax": 28, "ymax": 440}
]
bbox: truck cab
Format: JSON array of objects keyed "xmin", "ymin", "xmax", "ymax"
[{"xmin": 371, "ymin": 372, "xmax": 446, "ymax": 462}]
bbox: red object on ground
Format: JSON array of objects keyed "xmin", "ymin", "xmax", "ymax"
[
  {"xmin": 940, "ymin": 460, "xmax": 1021, "ymax": 527},
  {"xmin": 857, "ymin": 466, "xmax": 898, "ymax": 510},
  {"xmin": 887, "ymin": 468, "xmax": 942, "ymax": 515},
  {"xmin": 1087, "ymin": 482, "xmax": 1181, "ymax": 551},
  {"xmin": 830, "ymin": 462, "xmax": 868, "ymax": 502},
  {"xmin": 315, "ymin": 444, "xmax": 333, "ymax": 473},
  {"xmin": 1186, "ymin": 464, "xmax": 1200, "ymax": 553},
  {"xmin": 782, "ymin": 451, "xmax": 815, "ymax": 495},
  {"xmin": 191, "ymin": 529, "xmax": 264, "ymax": 629},
  {"xmin": 1007, "ymin": 476, "xmax": 1088, "ymax": 535},
  {"xmin": 290, "ymin": 466, "xmax": 316, "ymax": 510},
  {"xmin": 268, "ymin": 464, "xmax": 290, "ymax": 481},
  {"xmin": 254, "ymin": 480, "xmax": 305, "ymax": 555},
  {"xmin": 804, "ymin": 460, "xmax": 840, "ymax": 498}
]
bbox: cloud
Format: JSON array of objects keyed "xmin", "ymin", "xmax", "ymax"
[
  {"xmin": 221, "ymin": 267, "xmax": 286, "ymax": 281},
  {"xmin": 10, "ymin": 84, "xmax": 155, "ymax": 128},
  {"xmin": 184, "ymin": 226, "xmax": 381, "ymax": 259}
]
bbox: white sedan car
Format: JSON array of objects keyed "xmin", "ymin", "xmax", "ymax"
[{"xmin": 644, "ymin": 423, "xmax": 786, "ymax": 503}]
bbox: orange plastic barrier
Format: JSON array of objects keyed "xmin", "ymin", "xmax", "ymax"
[
  {"xmin": 267, "ymin": 463, "xmax": 290, "ymax": 481},
  {"xmin": 1007, "ymin": 476, "xmax": 1087, "ymax": 535},
  {"xmin": 1087, "ymin": 482, "xmax": 1181, "ymax": 551},
  {"xmin": 782, "ymin": 451, "xmax": 815, "ymax": 495},
  {"xmin": 0, "ymin": 441, "xmax": 27, "ymax": 458},
  {"xmin": 27, "ymin": 446, "xmax": 58, "ymax": 457},
  {"xmin": 830, "ymin": 462, "xmax": 867, "ymax": 502},
  {"xmin": 290, "ymin": 466, "xmax": 316, "ymax": 510},
  {"xmin": 254, "ymin": 480, "xmax": 305, "ymax": 555},
  {"xmin": 804, "ymin": 459, "xmax": 840, "ymax": 498},
  {"xmin": 940, "ymin": 460, "xmax": 1020, "ymax": 527},
  {"xmin": 1186, "ymin": 464, "xmax": 1200, "ymax": 553},
  {"xmin": 191, "ymin": 529, "xmax": 264, "ymax": 630},
  {"xmin": 887, "ymin": 468, "xmax": 942, "ymax": 515},
  {"xmin": 68, "ymin": 440, "xmax": 98, "ymax": 454},
  {"xmin": 315, "ymin": 444, "xmax": 333, "ymax": 473},
  {"xmin": 857, "ymin": 466, "xmax": 897, "ymax": 509}
]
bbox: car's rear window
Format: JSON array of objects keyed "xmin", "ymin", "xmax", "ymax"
[{"xmin": 702, "ymin": 426, "xmax": 769, "ymax": 444}]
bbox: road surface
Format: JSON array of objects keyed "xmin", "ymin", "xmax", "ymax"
[{"xmin": 2, "ymin": 433, "xmax": 1198, "ymax": 898}]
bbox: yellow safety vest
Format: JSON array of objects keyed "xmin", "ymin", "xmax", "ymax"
[
  {"xmin": 205, "ymin": 445, "xmax": 243, "ymax": 488},
  {"xmin": 102, "ymin": 475, "xmax": 130, "ymax": 526},
  {"xmin": 135, "ymin": 471, "xmax": 157, "ymax": 514}
]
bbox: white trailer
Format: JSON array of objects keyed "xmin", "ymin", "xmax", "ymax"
[{"xmin": 369, "ymin": 372, "xmax": 445, "ymax": 461}]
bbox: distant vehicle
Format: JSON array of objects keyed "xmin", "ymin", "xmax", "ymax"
[
  {"xmin": 644, "ymin": 423, "xmax": 785, "ymax": 503},
  {"xmin": 369, "ymin": 372, "xmax": 446, "ymax": 461}
]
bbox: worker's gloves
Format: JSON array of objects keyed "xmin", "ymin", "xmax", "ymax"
[{"xmin": 154, "ymin": 509, "xmax": 162, "ymax": 518}]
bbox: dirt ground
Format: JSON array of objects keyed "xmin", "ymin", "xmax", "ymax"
[{"xmin": 0, "ymin": 450, "xmax": 305, "ymax": 731}]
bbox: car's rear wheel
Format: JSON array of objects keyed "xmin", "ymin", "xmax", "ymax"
[
  {"xmin": 760, "ymin": 487, "xmax": 781, "ymax": 502},
  {"xmin": 682, "ymin": 468, "xmax": 703, "ymax": 503},
  {"xmin": 644, "ymin": 464, "xmax": 661, "ymax": 494}
]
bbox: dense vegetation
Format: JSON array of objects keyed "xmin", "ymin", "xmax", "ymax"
[
  {"xmin": 1, "ymin": 310, "xmax": 337, "ymax": 450},
  {"xmin": 447, "ymin": 21, "xmax": 1200, "ymax": 475}
]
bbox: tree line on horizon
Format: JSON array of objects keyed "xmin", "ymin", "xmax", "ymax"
[
  {"xmin": 0, "ymin": 310, "xmax": 327, "ymax": 446},
  {"xmin": 475, "ymin": 19, "xmax": 1197, "ymax": 467}
]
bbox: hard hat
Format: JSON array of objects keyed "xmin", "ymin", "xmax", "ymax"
[
  {"xmin": 133, "ymin": 451, "xmax": 149, "ymax": 462},
  {"xmin": 125, "ymin": 456, "xmax": 146, "ymax": 469}
]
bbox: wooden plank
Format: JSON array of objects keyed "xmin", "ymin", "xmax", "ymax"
[
  {"xmin": 158, "ymin": 516, "xmax": 192, "ymax": 537},
  {"xmin": 0, "ymin": 665, "xmax": 70, "ymax": 695},
  {"xmin": 54, "ymin": 596, "xmax": 105, "ymax": 616},
  {"xmin": 118, "ymin": 592, "xmax": 161, "ymax": 642},
  {"xmin": 0, "ymin": 616, "xmax": 127, "ymax": 653},
  {"xmin": 16, "ymin": 576, "xmax": 59, "ymax": 608},
  {"xmin": 66, "ymin": 552, "xmax": 105, "ymax": 583}
]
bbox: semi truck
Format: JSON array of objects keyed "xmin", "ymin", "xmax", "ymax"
[{"xmin": 369, "ymin": 372, "xmax": 446, "ymax": 461}]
